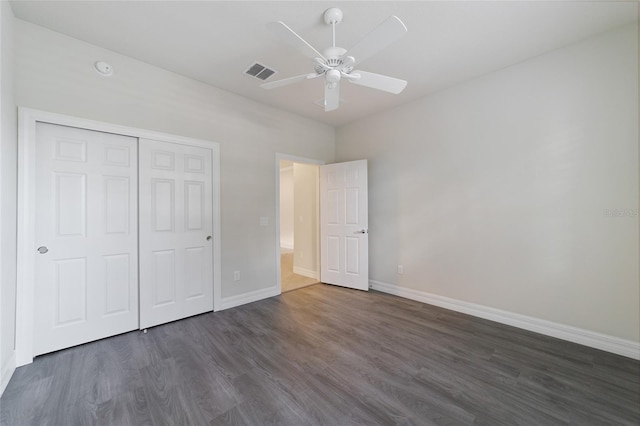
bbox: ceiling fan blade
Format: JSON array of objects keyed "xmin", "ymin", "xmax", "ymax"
[
  {"xmin": 324, "ymin": 83, "xmax": 340, "ymax": 112},
  {"xmin": 267, "ymin": 21, "xmax": 326, "ymax": 60},
  {"xmin": 349, "ymin": 70, "xmax": 407, "ymax": 94},
  {"xmin": 345, "ymin": 16, "xmax": 407, "ymax": 67},
  {"xmin": 260, "ymin": 73, "xmax": 318, "ymax": 90}
]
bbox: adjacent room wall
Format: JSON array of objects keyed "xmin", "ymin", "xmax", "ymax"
[
  {"xmin": 293, "ymin": 163, "xmax": 319, "ymax": 278},
  {"xmin": 279, "ymin": 162, "xmax": 294, "ymax": 250},
  {"xmin": 13, "ymin": 19, "xmax": 335, "ymax": 302},
  {"xmin": 0, "ymin": 0, "xmax": 17, "ymax": 393},
  {"xmin": 336, "ymin": 24, "xmax": 640, "ymax": 344}
]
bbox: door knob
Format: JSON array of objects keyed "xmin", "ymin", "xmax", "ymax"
[
  {"xmin": 37, "ymin": 246, "xmax": 49, "ymax": 254},
  {"xmin": 206, "ymin": 235, "xmax": 212, "ymax": 241},
  {"xmin": 354, "ymin": 229, "xmax": 368, "ymax": 234}
]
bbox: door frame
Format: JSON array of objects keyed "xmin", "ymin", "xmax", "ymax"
[
  {"xmin": 274, "ymin": 154, "xmax": 324, "ymax": 295},
  {"xmin": 16, "ymin": 107, "xmax": 222, "ymax": 366}
]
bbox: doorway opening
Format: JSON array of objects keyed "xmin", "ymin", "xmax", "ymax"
[{"xmin": 278, "ymin": 158, "xmax": 321, "ymax": 293}]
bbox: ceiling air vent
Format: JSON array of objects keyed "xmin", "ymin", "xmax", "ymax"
[{"xmin": 244, "ymin": 62, "xmax": 277, "ymax": 81}]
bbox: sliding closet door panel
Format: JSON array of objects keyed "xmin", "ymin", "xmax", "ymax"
[
  {"xmin": 34, "ymin": 123, "xmax": 138, "ymax": 356},
  {"xmin": 139, "ymin": 139, "xmax": 214, "ymax": 328}
]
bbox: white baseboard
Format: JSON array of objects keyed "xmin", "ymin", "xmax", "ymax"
[
  {"xmin": 220, "ymin": 286, "xmax": 280, "ymax": 311},
  {"xmin": 293, "ymin": 266, "xmax": 318, "ymax": 280},
  {"xmin": 370, "ymin": 280, "xmax": 640, "ymax": 360},
  {"xmin": 1, "ymin": 351, "xmax": 16, "ymax": 397}
]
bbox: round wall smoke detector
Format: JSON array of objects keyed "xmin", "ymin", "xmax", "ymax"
[{"xmin": 94, "ymin": 61, "xmax": 113, "ymax": 77}]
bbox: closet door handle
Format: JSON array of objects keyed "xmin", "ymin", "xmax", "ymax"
[
  {"xmin": 37, "ymin": 246, "xmax": 49, "ymax": 254},
  {"xmin": 206, "ymin": 235, "xmax": 212, "ymax": 241}
]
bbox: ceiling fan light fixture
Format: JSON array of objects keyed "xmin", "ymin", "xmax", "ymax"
[
  {"xmin": 326, "ymin": 69, "xmax": 341, "ymax": 84},
  {"xmin": 314, "ymin": 97, "xmax": 348, "ymax": 108},
  {"xmin": 263, "ymin": 8, "xmax": 408, "ymax": 111}
]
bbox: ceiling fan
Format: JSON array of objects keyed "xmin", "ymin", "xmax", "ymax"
[{"xmin": 261, "ymin": 8, "xmax": 408, "ymax": 112}]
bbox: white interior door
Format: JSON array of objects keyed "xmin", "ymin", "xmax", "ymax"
[
  {"xmin": 320, "ymin": 160, "xmax": 369, "ymax": 291},
  {"xmin": 34, "ymin": 123, "xmax": 138, "ymax": 356},
  {"xmin": 139, "ymin": 138, "xmax": 214, "ymax": 329}
]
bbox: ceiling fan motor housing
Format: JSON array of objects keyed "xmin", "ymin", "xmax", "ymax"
[
  {"xmin": 324, "ymin": 47, "xmax": 346, "ymax": 62},
  {"xmin": 315, "ymin": 47, "xmax": 355, "ymax": 75}
]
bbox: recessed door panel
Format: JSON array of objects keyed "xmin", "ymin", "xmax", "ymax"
[
  {"xmin": 346, "ymin": 168, "xmax": 359, "ymax": 184},
  {"xmin": 152, "ymin": 150, "xmax": 175, "ymax": 170},
  {"xmin": 345, "ymin": 237, "xmax": 360, "ymax": 275},
  {"xmin": 104, "ymin": 176, "xmax": 130, "ymax": 234},
  {"xmin": 327, "ymin": 236, "xmax": 340, "ymax": 272},
  {"xmin": 345, "ymin": 188, "xmax": 359, "ymax": 225},
  {"xmin": 185, "ymin": 181, "xmax": 204, "ymax": 231},
  {"xmin": 55, "ymin": 173, "xmax": 86, "ymax": 237},
  {"xmin": 104, "ymin": 254, "xmax": 131, "ymax": 315},
  {"xmin": 185, "ymin": 247, "xmax": 205, "ymax": 299},
  {"xmin": 152, "ymin": 179, "xmax": 175, "ymax": 232},
  {"xmin": 327, "ymin": 189, "xmax": 340, "ymax": 225},
  {"xmin": 55, "ymin": 139, "xmax": 87, "ymax": 162},
  {"xmin": 55, "ymin": 258, "xmax": 87, "ymax": 326},
  {"xmin": 104, "ymin": 145, "xmax": 130, "ymax": 167},
  {"xmin": 35, "ymin": 122, "xmax": 138, "ymax": 356},
  {"xmin": 185, "ymin": 155, "xmax": 204, "ymax": 173},
  {"xmin": 152, "ymin": 250, "xmax": 176, "ymax": 306}
]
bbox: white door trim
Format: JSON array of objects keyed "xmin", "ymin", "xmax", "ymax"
[
  {"xmin": 274, "ymin": 154, "xmax": 324, "ymax": 295},
  {"xmin": 16, "ymin": 107, "xmax": 222, "ymax": 366}
]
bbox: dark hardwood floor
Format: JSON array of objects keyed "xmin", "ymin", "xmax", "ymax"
[{"xmin": 2, "ymin": 284, "xmax": 639, "ymax": 425}]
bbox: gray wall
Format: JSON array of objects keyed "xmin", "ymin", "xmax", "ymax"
[
  {"xmin": 279, "ymin": 162, "xmax": 294, "ymax": 249},
  {"xmin": 13, "ymin": 19, "xmax": 335, "ymax": 303},
  {"xmin": 336, "ymin": 24, "xmax": 639, "ymax": 342}
]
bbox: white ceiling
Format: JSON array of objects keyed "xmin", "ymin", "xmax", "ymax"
[{"xmin": 9, "ymin": 1, "xmax": 638, "ymax": 127}]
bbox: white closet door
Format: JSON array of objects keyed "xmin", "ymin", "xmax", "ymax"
[
  {"xmin": 34, "ymin": 123, "xmax": 138, "ymax": 356},
  {"xmin": 139, "ymin": 139, "xmax": 214, "ymax": 329},
  {"xmin": 320, "ymin": 160, "xmax": 369, "ymax": 291}
]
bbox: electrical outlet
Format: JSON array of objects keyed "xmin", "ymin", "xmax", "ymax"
[
  {"xmin": 397, "ymin": 265, "xmax": 404, "ymax": 275},
  {"xmin": 233, "ymin": 271, "xmax": 240, "ymax": 281}
]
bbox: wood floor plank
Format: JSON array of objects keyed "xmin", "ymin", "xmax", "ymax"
[
  {"xmin": 2, "ymin": 283, "xmax": 639, "ymax": 425},
  {"xmin": 93, "ymin": 387, "xmax": 155, "ymax": 426}
]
